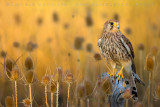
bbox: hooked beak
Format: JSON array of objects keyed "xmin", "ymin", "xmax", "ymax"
[{"xmin": 114, "ymin": 23, "xmax": 119, "ymax": 29}]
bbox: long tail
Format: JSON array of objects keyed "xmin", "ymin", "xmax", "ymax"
[{"xmin": 132, "ymin": 62, "xmax": 145, "ymax": 86}]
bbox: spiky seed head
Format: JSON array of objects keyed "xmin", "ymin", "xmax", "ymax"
[
  {"xmin": 145, "ymin": 55, "xmax": 154, "ymax": 71},
  {"xmin": 54, "ymin": 67, "xmax": 63, "ymax": 82},
  {"xmin": 42, "ymin": 75, "xmax": 50, "ymax": 85},
  {"xmin": 0, "ymin": 50, "xmax": 7, "ymax": 58},
  {"xmin": 86, "ymin": 43, "xmax": 93, "ymax": 52},
  {"xmin": 37, "ymin": 17, "xmax": 43, "ymax": 26},
  {"xmin": 86, "ymin": 12, "xmax": 93, "ymax": 27},
  {"xmin": 65, "ymin": 73, "xmax": 73, "ymax": 83},
  {"xmin": 5, "ymin": 96, "xmax": 14, "ymax": 107},
  {"xmin": 53, "ymin": 12, "xmax": 59, "ymax": 22},
  {"xmin": 74, "ymin": 37, "xmax": 84, "ymax": 50},
  {"xmin": 50, "ymin": 81, "xmax": 57, "ymax": 93},
  {"xmin": 135, "ymin": 102, "xmax": 143, "ymax": 107},
  {"xmin": 25, "ymin": 70, "xmax": 34, "ymax": 84},
  {"xmin": 26, "ymin": 42, "xmax": 38, "ymax": 52},
  {"xmin": 84, "ymin": 80, "xmax": 92, "ymax": 97},
  {"xmin": 156, "ymin": 83, "xmax": 160, "ymax": 99},
  {"xmin": 101, "ymin": 77, "xmax": 112, "ymax": 95},
  {"xmin": 13, "ymin": 41, "xmax": 20, "ymax": 48},
  {"xmin": 5, "ymin": 59, "xmax": 13, "ymax": 78},
  {"xmin": 77, "ymin": 84, "xmax": 86, "ymax": 99},
  {"xmin": 113, "ymin": 13, "xmax": 119, "ymax": 20},
  {"xmin": 151, "ymin": 46, "xmax": 158, "ymax": 56},
  {"xmin": 25, "ymin": 56, "xmax": 34, "ymax": 70},
  {"xmin": 10, "ymin": 66, "xmax": 19, "ymax": 81},
  {"xmin": 138, "ymin": 43, "xmax": 145, "ymax": 50},
  {"xmin": 23, "ymin": 98, "xmax": 30, "ymax": 106},
  {"xmin": 94, "ymin": 53, "xmax": 101, "ymax": 61},
  {"xmin": 122, "ymin": 88, "xmax": 131, "ymax": 99}
]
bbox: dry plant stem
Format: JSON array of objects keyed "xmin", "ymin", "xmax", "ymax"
[
  {"xmin": 45, "ymin": 85, "xmax": 49, "ymax": 107},
  {"xmin": 148, "ymin": 71, "xmax": 151, "ymax": 107},
  {"xmin": 67, "ymin": 83, "xmax": 70, "ymax": 107},
  {"xmin": 15, "ymin": 81, "xmax": 18, "ymax": 107},
  {"xmin": 87, "ymin": 98, "xmax": 89, "ymax": 107},
  {"xmin": 56, "ymin": 82, "xmax": 59, "ymax": 107},
  {"xmin": 51, "ymin": 93, "xmax": 54, "ymax": 107},
  {"xmin": 126, "ymin": 100, "xmax": 128, "ymax": 107},
  {"xmin": 139, "ymin": 51, "xmax": 143, "ymax": 80},
  {"xmin": 29, "ymin": 84, "xmax": 33, "ymax": 107},
  {"xmin": 80, "ymin": 99, "xmax": 83, "ymax": 107}
]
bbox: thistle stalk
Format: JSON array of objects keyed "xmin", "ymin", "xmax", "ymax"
[
  {"xmin": 56, "ymin": 82, "xmax": 59, "ymax": 107},
  {"xmin": 148, "ymin": 72, "xmax": 151, "ymax": 106},
  {"xmin": 67, "ymin": 83, "xmax": 71, "ymax": 107},
  {"xmin": 15, "ymin": 81, "xmax": 18, "ymax": 107},
  {"xmin": 29, "ymin": 84, "xmax": 32, "ymax": 107},
  {"xmin": 126, "ymin": 100, "xmax": 128, "ymax": 107},
  {"xmin": 87, "ymin": 98, "xmax": 90, "ymax": 107},
  {"xmin": 45, "ymin": 85, "xmax": 49, "ymax": 107},
  {"xmin": 51, "ymin": 93, "xmax": 54, "ymax": 107}
]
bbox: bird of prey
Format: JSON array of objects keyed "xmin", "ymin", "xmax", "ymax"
[{"xmin": 98, "ymin": 19, "xmax": 144, "ymax": 100}]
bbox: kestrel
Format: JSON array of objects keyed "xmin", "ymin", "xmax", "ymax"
[{"xmin": 98, "ymin": 19, "xmax": 144, "ymax": 100}]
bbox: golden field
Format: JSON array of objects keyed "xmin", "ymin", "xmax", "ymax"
[{"xmin": 0, "ymin": 0, "xmax": 160, "ymax": 107}]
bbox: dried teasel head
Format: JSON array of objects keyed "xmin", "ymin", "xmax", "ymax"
[
  {"xmin": 53, "ymin": 12, "xmax": 59, "ymax": 23},
  {"xmin": 25, "ymin": 70, "xmax": 34, "ymax": 84},
  {"xmin": 113, "ymin": 13, "xmax": 119, "ymax": 20},
  {"xmin": 156, "ymin": 83, "xmax": 160, "ymax": 99},
  {"xmin": 74, "ymin": 37, "xmax": 84, "ymax": 50},
  {"xmin": 77, "ymin": 84, "xmax": 86, "ymax": 99},
  {"xmin": 122, "ymin": 88, "xmax": 131, "ymax": 99},
  {"xmin": 65, "ymin": 72, "xmax": 73, "ymax": 83},
  {"xmin": 22, "ymin": 98, "xmax": 30, "ymax": 106},
  {"xmin": 24, "ymin": 56, "xmax": 34, "ymax": 70},
  {"xmin": 94, "ymin": 53, "xmax": 101, "ymax": 61},
  {"xmin": 10, "ymin": 66, "xmax": 20, "ymax": 81},
  {"xmin": 26, "ymin": 41, "xmax": 38, "ymax": 52},
  {"xmin": 5, "ymin": 59, "xmax": 14, "ymax": 78},
  {"xmin": 41, "ymin": 75, "xmax": 50, "ymax": 85},
  {"xmin": 54, "ymin": 67, "xmax": 63, "ymax": 82},
  {"xmin": 135, "ymin": 102, "xmax": 143, "ymax": 107},
  {"xmin": 37, "ymin": 17, "xmax": 43, "ymax": 26},
  {"xmin": 85, "ymin": 11, "xmax": 93, "ymax": 27},
  {"xmin": 151, "ymin": 46, "xmax": 158, "ymax": 56},
  {"xmin": 84, "ymin": 80, "xmax": 93, "ymax": 97},
  {"xmin": 145, "ymin": 55, "xmax": 154, "ymax": 71},
  {"xmin": 13, "ymin": 41, "xmax": 20, "ymax": 48},
  {"xmin": 125, "ymin": 28, "xmax": 132, "ymax": 35},
  {"xmin": 86, "ymin": 43, "xmax": 93, "ymax": 52},
  {"xmin": 101, "ymin": 77, "xmax": 112, "ymax": 95},
  {"xmin": 50, "ymin": 81, "xmax": 57, "ymax": 93},
  {"xmin": 0, "ymin": 50, "xmax": 7, "ymax": 58},
  {"xmin": 5, "ymin": 96, "xmax": 14, "ymax": 107},
  {"xmin": 138, "ymin": 43, "xmax": 145, "ymax": 51}
]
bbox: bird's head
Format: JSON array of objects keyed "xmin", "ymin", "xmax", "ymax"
[{"xmin": 103, "ymin": 19, "xmax": 120, "ymax": 33}]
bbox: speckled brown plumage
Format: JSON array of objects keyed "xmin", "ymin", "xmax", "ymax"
[
  {"xmin": 98, "ymin": 19, "xmax": 144, "ymax": 101},
  {"xmin": 98, "ymin": 19, "xmax": 135, "ymax": 67}
]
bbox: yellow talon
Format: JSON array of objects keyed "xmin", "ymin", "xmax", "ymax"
[
  {"xmin": 117, "ymin": 66, "xmax": 124, "ymax": 80},
  {"xmin": 109, "ymin": 68, "xmax": 116, "ymax": 77}
]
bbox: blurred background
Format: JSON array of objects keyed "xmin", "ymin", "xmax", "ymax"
[{"xmin": 0, "ymin": 0, "xmax": 160, "ymax": 107}]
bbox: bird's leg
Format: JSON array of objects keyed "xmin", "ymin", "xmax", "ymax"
[
  {"xmin": 109, "ymin": 68, "xmax": 116, "ymax": 77},
  {"xmin": 117, "ymin": 66, "xmax": 124, "ymax": 80}
]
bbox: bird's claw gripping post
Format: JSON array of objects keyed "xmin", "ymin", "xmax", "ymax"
[
  {"xmin": 117, "ymin": 66, "xmax": 124, "ymax": 80},
  {"xmin": 109, "ymin": 68, "xmax": 116, "ymax": 78}
]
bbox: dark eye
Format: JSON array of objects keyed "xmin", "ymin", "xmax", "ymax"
[{"xmin": 110, "ymin": 22, "xmax": 113, "ymax": 26}]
